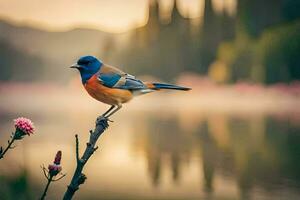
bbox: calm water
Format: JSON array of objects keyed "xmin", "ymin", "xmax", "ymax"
[{"xmin": 0, "ymin": 91, "xmax": 300, "ymax": 200}]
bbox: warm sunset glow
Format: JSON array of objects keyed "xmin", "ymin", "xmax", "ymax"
[
  {"xmin": 0, "ymin": 0, "xmax": 299, "ymax": 199},
  {"xmin": 0, "ymin": 0, "xmax": 218, "ymax": 33},
  {"xmin": 0, "ymin": 0, "xmax": 149, "ymax": 33}
]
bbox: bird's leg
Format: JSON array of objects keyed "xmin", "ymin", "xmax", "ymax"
[
  {"xmin": 102, "ymin": 105, "xmax": 116, "ymax": 117},
  {"xmin": 105, "ymin": 104, "xmax": 122, "ymax": 118}
]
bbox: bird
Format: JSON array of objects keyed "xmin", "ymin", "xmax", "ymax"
[{"xmin": 71, "ymin": 55, "xmax": 191, "ymax": 118}]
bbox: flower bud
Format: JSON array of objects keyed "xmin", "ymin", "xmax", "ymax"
[
  {"xmin": 54, "ymin": 151, "xmax": 62, "ymax": 165},
  {"xmin": 48, "ymin": 164, "xmax": 62, "ymax": 176},
  {"xmin": 48, "ymin": 151, "xmax": 63, "ymax": 176}
]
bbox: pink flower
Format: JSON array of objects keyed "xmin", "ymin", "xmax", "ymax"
[{"xmin": 14, "ymin": 117, "xmax": 35, "ymax": 135}]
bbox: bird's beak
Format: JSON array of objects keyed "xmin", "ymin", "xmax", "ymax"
[{"xmin": 70, "ymin": 63, "xmax": 81, "ymax": 69}]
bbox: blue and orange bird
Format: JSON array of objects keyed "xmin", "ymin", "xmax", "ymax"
[{"xmin": 71, "ymin": 56, "xmax": 191, "ymax": 118}]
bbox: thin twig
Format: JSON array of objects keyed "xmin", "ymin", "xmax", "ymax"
[
  {"xmin": 41, "ymin": 165, "xmax": 49, "ymax": 179},
  {"xmin": 0, "ymin": 137, "xmax": 15, "ymax": 159},
  {"xmin": 63, "ymin": 116, "xmax": 109, "ymax": 200},
  {"xmin": 52, "ymin": 173, "xmax": 67, "ymax": 182},
  {"xmin": 40, "ymin": 175, "xmax": 53, "ymax": 200}
]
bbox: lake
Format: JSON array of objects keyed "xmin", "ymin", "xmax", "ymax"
[{"xmin": 0, "ymin": 84, "xmax": 300, "ymax": 200}]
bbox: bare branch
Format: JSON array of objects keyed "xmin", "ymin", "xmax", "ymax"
[
  {"xmin": 40, "ymin": 175, "xmax": 53, "ymax": 200},
  {"xmin": 75, "ymin": 134, "xmax": 80, "ymax": 164},
  {"xmin": 63, "ymin": 116, "xmax": 109, "ymax": 200}
]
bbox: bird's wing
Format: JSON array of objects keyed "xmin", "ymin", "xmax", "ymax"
[
  {"xmin": 100, "ymin": 64, "xmax": 126, "ymax": 75},
  {"xmin": 97, "ymin": 64, "xmax": 146, "ymax": 90},
  {"xmin": 97, "ymin": 73, "xmax": 146, "ymax": 90}
]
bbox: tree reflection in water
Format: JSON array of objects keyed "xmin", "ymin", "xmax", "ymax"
[{"xmin": 131, "ymin": 111, "xmax": 300, "ymax": 199}]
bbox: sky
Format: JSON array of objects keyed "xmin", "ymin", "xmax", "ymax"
[
  {"xmin": 0, "ymin": 0, "xmax": 236, "ymax": 33},
  {"xmin": 0, "ymin": 0, "xmax": 148, "ymax": 33}
]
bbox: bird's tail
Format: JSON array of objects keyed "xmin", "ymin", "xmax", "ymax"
[{"xmin": 148, "ymin": 82, "xmax": 191, "ymax": 91}]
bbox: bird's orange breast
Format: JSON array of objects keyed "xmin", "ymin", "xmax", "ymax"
[{"xmin": 84, "ymin": 75, "xmax": 133, "ymax": 105}]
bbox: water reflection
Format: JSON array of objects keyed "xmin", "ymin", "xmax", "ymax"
[
  {"xmin": 134, "ymin": 116, "xmax": 194, "ymax": 186},
  {"xmin": 131, "ymin": 111, "xmax": 300, "ymax": 199},
  {"xmin": 0, "ymin": 103, "xmax": 300, "ymax": 199}
]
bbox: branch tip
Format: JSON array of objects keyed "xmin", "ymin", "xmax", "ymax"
[{"xmin": 75, "ymin": 134, "xmax": 80, "ymax": 163}]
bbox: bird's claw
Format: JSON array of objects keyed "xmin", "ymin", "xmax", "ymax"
[
  {"xmin": 104, "ymin": 116, "xmax": 114, "ymax": 122},
  {"xmin": 96, "ymin": 115, "xmax": 105, "ymax": 123},
  {"xmin": 97, "ymin": 115, "xmax": 113, "ymax": 123}
]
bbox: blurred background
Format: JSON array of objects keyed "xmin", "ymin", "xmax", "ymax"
[{"xmin": 0, "ymin": 0, "xmax": 300, "ymax": 199}]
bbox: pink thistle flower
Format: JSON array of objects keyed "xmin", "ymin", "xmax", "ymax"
[{"xmin": 14, "ymin": 117, "xmax": 35, "ymax": 136}]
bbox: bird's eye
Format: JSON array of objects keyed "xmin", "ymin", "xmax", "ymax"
[{"xmin": 78, "ymin": 60, "xmax": 89, "ymax": 65}]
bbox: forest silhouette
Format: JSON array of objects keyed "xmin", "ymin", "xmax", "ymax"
[{"xmin": 0, "ymin": 0, "xmax": 299, "ymax": 84}]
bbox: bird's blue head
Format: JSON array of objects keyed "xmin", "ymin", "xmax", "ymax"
[{"xmin": 70, "ymin": 55, "xmax": 103, "ymax": 84}]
